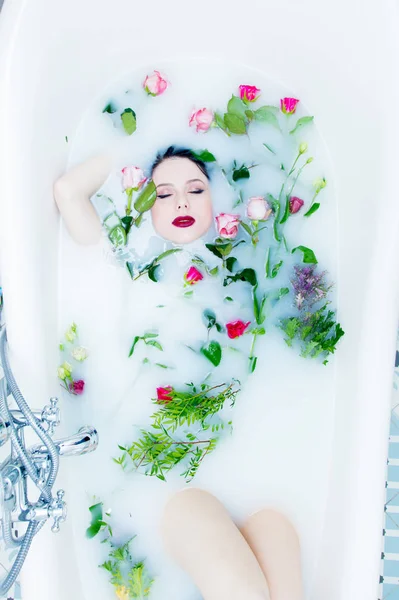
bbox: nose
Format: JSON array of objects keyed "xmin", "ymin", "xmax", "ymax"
[{"xmin": 175, "ymin": 192, "xmax": 190, "ymax": 211}]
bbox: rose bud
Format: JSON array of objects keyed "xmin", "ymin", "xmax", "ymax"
[
  {"xmin": 246, "ymin": 196, "xmax": 272, "ymax": 221},
  {"xmin": 189, "ymin": 108, "xmax": 214, "ymax": 133},
  {"xmin": 215, "ymin": 213, "xmax": 240, "ymax": 239}
]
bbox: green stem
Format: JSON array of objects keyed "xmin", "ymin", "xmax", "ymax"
[
  {"xmin": 286, "ymin": 162, "xmax": 308, "ymax": 198},
  {"xmin": 279, "ymin": 151, "xmax": 300, "ymax": 224},
  {"xmin": 304, "ymin": 189, "xmax": 320, "ymax": 215},
  {"xmin": 251, "ymin": 221, "xmax": 259, "ymax": 246},
  {"xmin": 249, "ymin": 333, "xmax": 258, "ymax": 359},
  {"xmin": 125, "ymin": 188, "xmax": 133, "ymax": 216},
  {"xmin": 280, "ymin": 160, "xmax": 310, "ymax": 225}
]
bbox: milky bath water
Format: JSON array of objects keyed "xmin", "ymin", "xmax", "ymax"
[{"xmin": 57, "ymin": 60, "xmax": 339, "ymax": 599}]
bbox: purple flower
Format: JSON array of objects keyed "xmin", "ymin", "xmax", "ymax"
[{"xmin": 291, "ymin": 265, "xmax": 332, "ymax": 310}]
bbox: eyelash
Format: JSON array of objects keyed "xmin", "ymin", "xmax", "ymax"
[{"xmin": 157, "ymin": 190, "xmax": 204, "ymax": 199}]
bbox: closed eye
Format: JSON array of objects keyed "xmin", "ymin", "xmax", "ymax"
[
  {"xmin": 190, "ymin": 189, "xmax": 204, "ymax": 194},
  {"xmin": 157, "ymin": 193, "xmax": 172, "ymax": 199}
]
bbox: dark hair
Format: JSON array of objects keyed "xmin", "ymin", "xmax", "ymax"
[{"xmin": 150, "ymin": 145, "xmax": 210, "ymax": 180}]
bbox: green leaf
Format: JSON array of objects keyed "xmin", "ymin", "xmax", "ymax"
[
  {"xmin": 265, "ymin": 247, "xmax": 270, "ymax": 278},
  {"xmin": 216, "ymin": 242, "xmax": 233, "ymax": 257},
  {"xmin": 281, "ymin": 317, "xmax": 301, "ymax": 341},
  {"xmin": 121, "ymin": 215, "xmax": 134, "ymax": 236},
  {"xmin": 292, "ymin": 246, "xmax": 318, "ymax": 264},
  {"xmin": 271, "ymin": 202, "xmax": 281, "ymax": 242},
  {"xmin": 191, "ymin": 149, "xmax": 216, "ymax": 162},
  {"xmin": 109, "ymin": 225, "xmax": 127, "ymax": 248},
  {"xmin": 252, "ymin": 286, "xmax": 261, "ymax": 324},
  {"xmin": 203, "ymin": 309, "xmax": 216, "ymax": 329},
  {"xmin": 214, "ymin": 112, "xmax": 229, "ymax": 134},
  {"xmin": 227, "ymin": 95, "xmax": 248, "ymax": 119},
  {"xmin": 121, "ymin": 108, "xmax": 137, "ymax": 135},
  {"xmin": 209, "ymin": 266, "xmax": 219, "ymax": 276},
  {"xmin": 304, "ymin": 203, "xmax": 320, "ymax": 217},
  {"xmin": 134, "ymin": 212, "xmax": 144, "ymax": 227},
  {"xmin": 126, "ymin": 262, "xmax": 134, "ymax": 279},
  {"xmin": 249, "ymin": 356, "xmax": 258, "ymax": 373},
  {"xmin": 205, "ymin": 243, "xmax": 223, "ymax": 259},
  {"xmin": 86, "ymin": 502, "xmax": 104, "ymax": 538},
  {"xmin": 251, "ymin": 327, "xmax": 266, "ymax": 336},
  {"xmin": 289, "ymin": 115, "xmax": 314, "ymax": 135},
  {"xmin": 232, "ymin": 165, "xmax": 250, "ymax": 181},
  {"xmin": 89, "ymin": 502, "xmax": 103, "ymax": 522},
  {"xmin": 145, "ymin": 339, "xmax": 163, "ymax": 351},
  {"xmin": 215, "ymin": 322, "xmax": 225, "ymax": 333},
  {"xmin": 254, "ymin": 106, "xmax": 280, "ymax": 130},
  {"xmin": 263, "ymin": 142, "xmax": 276, "ymax": 155},
  {"xmin": 224, "ymin": 268, "xmax": 257, "ymax": 287},
  {"xmin": 142, "ymin": 332, "xmax": 159, "ymax": 339},
  {"xmin": 280, "ymin": 196, "xmax": 291, "ymax": 224},
  {"xmin": 156, "ymin": 248, "xmax": 181, "ymax": 262},
  {"xmin": 134, "ymin": 180, "xmax": 157, "ymax": 213},
  {"xmin": 224, "ymin": 296, "xmax": 233, "ymax": 302},
  {"xmin": 224, "ymin": 113, "xmax": 247, "ymax": 135},
  {"xmin": 86, "ymin": 522, "xmax": 102, "ymax": 539},
  {"xmin": 201, "ymin": 340, "xmax": 222, "ymax": 367},
  {"xmin": 128, "ymin": 561, "xmax": 154, "ymax": 598},
  {"xmin": 278, "ymin": 287, "xmax": 289, "ymax": 299},
  {"xmin": 245, "ymin": 109, "xmax": 254, "ymax": 120},
  {"xmin": 103, "ymin": 102, "xmax": 117, "ymax": 114},
  {"xmin": 271, "ymin": 260, "xmax": 283, "ymax": 278},
  {"xmin": 226, "ymin": 257, "xmax": 238, "ymax": 273},
  {"xmin": 129, "ymin": 336, "xmax": 140, "ymax": 357},
  {"xmin": 148, "ymin": 264, "xmax": 160, "ymax": 282},
  {"xmin": 240, "ymin": 221, "xmax": 253, "ymax": 238}
]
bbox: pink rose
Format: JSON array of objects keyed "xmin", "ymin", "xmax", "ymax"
[
  {"xmin": 280, "ymin": 97, "xmax": 300, "ymax": 115},
  {"xmin": 289, "ymin": 196, "xmax": 304, "ymax": 214},
  {"xmin": 69, "ymin": 379, "xmax": 85, "ymax": 395},
  {"xmin": 239, "ymin": 85, "xmax": 261, "ymax": 103},
  {"xmin": 215, "ymin": 213, "xmax": 240, "ymax": 239},
  {"xmin": 143, "ymin": 71, "xmax": 168, "ymax": 96},
  {"xmin": 226, "ymin": 320, "xmax": 251, "ymax": 339},
  {"xmin": 246, "ymin": 197, "xmax": 272, "ymax": 221},
  {"xmin": 189, "ymin": 108, "xmax": 214, "ymax": 133},
  {"xmin": 121, "ymin": 166, "xmax": 147, "ymax": 191},
  {"xmin": 184, "ymin": 266, "xmax": 204, "ymax": 285},
  {"xmin": 156, "ymin": 386, "xmax": 174, "ymax": 403}
]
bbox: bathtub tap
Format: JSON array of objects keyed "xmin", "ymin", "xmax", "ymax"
[{"xmin": 0, "ymin": 324, "xmax": 99, "ymax": 595}]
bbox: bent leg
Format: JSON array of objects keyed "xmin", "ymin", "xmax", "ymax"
[
  {"xmin": 161, "ymin": 488, "xmax": 270, "ymax": 600},
  {"xmin": 241, "ymin": 509, "xmax": 304, "ymax": 600}
]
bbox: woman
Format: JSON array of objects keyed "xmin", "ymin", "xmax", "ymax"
[
  {"xmin": 54, "ymin": 148, "xmax": 305, "ymax": 599},
  {"xmin": 54, "ymin": 146, "xmax": 215, "ymax": 247}
]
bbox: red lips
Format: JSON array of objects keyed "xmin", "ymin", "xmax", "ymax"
[{"xmin": 172, "ymin": 216, "xmax": 195, "ymax": 228}]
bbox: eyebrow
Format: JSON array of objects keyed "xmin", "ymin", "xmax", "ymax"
[{"xmin": 157, "ymin": 178, "xmax": 205, "ymax": 187}]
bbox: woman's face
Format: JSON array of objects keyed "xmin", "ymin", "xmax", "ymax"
[{"xmin": 151, "ymin": 157, "xmax": 213, "ymax": 244}]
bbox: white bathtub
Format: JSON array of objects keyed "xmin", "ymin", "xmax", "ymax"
[{"xmin": 0, "ymin": 0, "xmax": 399, "ymax": 598}]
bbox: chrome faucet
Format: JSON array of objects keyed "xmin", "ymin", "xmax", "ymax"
[{"xmin": 0, "ymin": 323, "xmax": 99, "ymax": 596}]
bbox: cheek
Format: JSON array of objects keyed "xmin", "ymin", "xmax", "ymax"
[
  {"xmin": 196, "ymin": 194, "xmax": 213, "ymax": 224},
  {"xmin": 151, "ymin": 202, "xmax": 174, "ymax": 235}
]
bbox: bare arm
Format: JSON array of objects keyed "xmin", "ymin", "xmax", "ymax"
[{"xmin": 53, "ymin": 154, "xmax": 113, "ymax": 245}]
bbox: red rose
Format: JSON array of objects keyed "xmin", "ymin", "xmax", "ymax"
[
  {"xmin": 156, "ymin": 386, "xmax": 174, "ymax": 403},
  {"xmin": 226, "ymin": 320, "xmax": 251, "ymax": 339},
  {"xmin": 70, "ymin": 379, "xmax": 85, "ymax": 395},
  {"xmin": 184, "ymin": 266, "xmax": 204, "ymax": 285},
  {"xmin": 289, "ymin": 196, "xmax": 304, "ymax": 214},
  {"xmin": 280, "ymin": 97, "xmax": 300, "ymax": 115}
]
